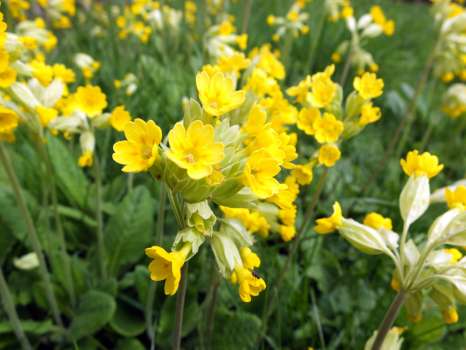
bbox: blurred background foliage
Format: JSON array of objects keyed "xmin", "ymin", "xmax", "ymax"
[{"xmin": 0, "ymin": 0, "xmax": 465, "ymax": 349}]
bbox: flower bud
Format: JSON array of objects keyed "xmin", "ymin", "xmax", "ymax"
[
  {"xmin": 10, "ymin": 82, "xmax": 40, "ymax": 110},
  {"xmin": 364, "ymin": 327, "xmax": 404, "ymax": 350},
  {"xmin": 185, "ymin": 201, "xmax": 216, "ymax": 236},
  {"xmin": 338, "ymin": 218, "xmax": 391, "ymax": 255},
  {"xmin": 172, "ymin": 228, "xmax": 205, "ymax": 260}
]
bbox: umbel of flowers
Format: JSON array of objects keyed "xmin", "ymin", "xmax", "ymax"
[
  {"xmin": 314, "ymin": 150, "xmax": 466, "ymax": 347},
  {"xmin": 112, "ymin": 38, "xmax": 386, "ymax": 301}
]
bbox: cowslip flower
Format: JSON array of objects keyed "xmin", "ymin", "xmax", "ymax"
[
  {"xmin": 242, "ymin": 150, "xmax": 285, "ymax": 199},
  {"xmin": 313, "ymin": 113, "xmax": 344, "ymax": 143},
  {"xmin": 112, "ymin": 118, "xmax": 162, "ymax": 172},
  {"xmin": 318, "ymin": 144, "xmax": 341, "ymax": 167},
  {"xmin": 36, "ymin": 106, "xmax": 58, "ymax": 127},
  {"xmin": 166, "ymin": 120, "xmax": 224, "ymax": 180},
  {"xmin": 74, "ymin": 85, "xmax": 108, "ymax": 117},
  {"xmin": 353, "ymin": 72, "xmax": 384, "ymax": 100},
  {"xmin": 0, "ymin": 106, "xmax": 19, "ymax": 135},
  {"xmin": 231, "ymin": 265, "xmax": 266, "ymax": 302},
  {"xmin": 145, "ymin": 243, "xmax": 191, "ymax": 295},
  {"xmin": 196, "ymin": 71, "xmax": 245, "ymax": 116},
  {"xmin": 363, "ymin": 212, "xmax": 393, "ymax": 230},
  {"xmin": 308, "ymin": 65, "xmax": 337, "ymax": 108},
  {"xmin": 445, "ymin": 185, "xmax": 466, "ymax": 210},
  {"xmin": 109, "ymin": 105, "xmax": 132, "ymax": 132},
  {"xmin": 359, "ymin": 103, "xmax": 382, "ymax": 126},
  {"xmin": 400, "ymin": 150, "xmax": 444, "ymax": 178},
  {"xmin": 314, "ymin": 202, "xmax": 343, "ymax": 234},
  {"xmin": 297, "ymin": 107, "xmax": 320, "ymax": 135}
]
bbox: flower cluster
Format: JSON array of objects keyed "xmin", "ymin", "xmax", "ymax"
[
  {"xmin": 288, "ymin": 67, "xmax": 384, "ymax": 168},
  {"xmin": 332, "ymin": 5, "xmax": 395, "ymax": 73},
  {"xmin": 266, "ymin": 0, "xmax": 310, "ymax": 42},
  {"xmin": 115, "ymin": 0, "xmax": 182, "ymax": 43},
  {"xmin": 315, "ymin": 150, "xmax": 466, "ymax": 326},
  {"xmin": 442, "ymin": 83, "xmax": 466, "ymax": 118},
  {"xmin": 204, "ymin": 16, "xmax": 248, "ymax": 59},
  {"xmin": 431, "ymin": 1, "xmax": 466, "ymax": 82}
]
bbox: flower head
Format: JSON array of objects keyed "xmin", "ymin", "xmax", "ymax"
[
  {"xmin": 313, "ymin": 113, "xmax": 344, "ymax": 143},
  {"xmin": 113, "ymin": 118, "xmax": 162, "ymax": 172},
  {"xmin": 145, "ymin": 244, "xmax": 191, "ymax": 295},
  {"xmin": 359, "ymin": 103, "xmax": 382, "ymax": 126},
  {"xmin": 354, "ymin": 73, "xmax": 384, "ymax": 100},
  {"xmin": 308, "ymin": 65, "xmax": 337, "ymax": 108},
  {"xmin": 0, "ymin": 106, "xmax": 19, "ymax": 135},
  {"xmin": 297, "ymin": 107, "xmax": 320, "ymax": 135},
  {"xmin": 400, "ymin": 150, "xmax": 444, "ymax": 178},
  {"xmin": 318, "ymin": 144, "xmax": 341, "ymax": 167},
  {"xmin": 445, "ymin": 185, "xmax": 466, "ymax": 210},
  {"xmin": 363, "ymin": 212, "xmax": 393, "ymax": 230},
  {"xmin": 196, "ymin": 71, "xmax": 245, "ymax": 116},
  {"xmin": 74, "ymin": 85, "xmax": 107, "ymax": 117},
  {"xmin": 167, "ymin": 120, "xmax": 224, "ymax": 180},
  {"xmin": 109, "ymin": 105, "xmax": 132, "ymax": 131},
  {"xmin": 314, "ymin": 202, "xmax": 343, "ymax": 234},
  {"xmin": 231, "ymin": 266, "xmax": 266, "ymax": 302}
]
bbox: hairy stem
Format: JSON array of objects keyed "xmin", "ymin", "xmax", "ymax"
[
  {"xmin": 0, "ymin": 144, "xmax": 63, "ymax": 328},
  {"xmin": 146, "ymin": 185, "xmax": 166, "ymax": 350},
  {"xmin": 0, "ymin": 267, "xmax": 32, "ymax": 350},
  {"xmin": 371, "ymin": 291, "xmax": 407, "ymax": 350},
  {"xmin": 173, "ymin": 264, "xmax": 189, "ymax": 350},
  {"xmin": 241, "ymin": 0, "xmax": 253, "ymax": 34}
]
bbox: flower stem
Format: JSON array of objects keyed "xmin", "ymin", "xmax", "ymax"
[
  {"xmin": 93, "ymin": 155, "xmax": 107, "ymax": 280},
  {"xmin": 146, "ymin": 185, "xmax": 166, "ymax": 350},
  {"xmin": 241, "ymin": 0, "xmax": 253, "ymax": 34},
  {"xmin": 205, "ymin": 271, "xmax": 220, "ymax": 349},
  {"xmin": 173, "ymin": 263, "xmax": 189, "ymax": 350},
  {"xmin": 371, "ymin": 291, "xmax": 407, "ymax": 350},
  {"xmin": 339, "ymin": 48, "xmax": 353, "ymax": 86},
  {"xmin": 258, "ymin": 168, "xmax": 328, "ymax": 344},
  {"xmin": 0, "ymin": 267, "xmax": 32, "ymax": 350},
  {"xmin": 0, "ymin": 144, "xmax": 63, "ymax": 329}
]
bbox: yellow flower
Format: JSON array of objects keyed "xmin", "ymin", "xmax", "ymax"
[
  {"xmin": 196, "ymin": 71, "xmax": 245, "ymax": 116},
  {"xmin": 363, "ymin": 212, "xmax": 393, "ymax": 230},
  {"xmin": 113, "ymin": 118, "xmax": 162, "ymax": 172},
  {"xmin": 78, "ymin": 150, "xmax": 93, "ymax": 168},
  {"xmin": 313, "ymin": 113, "xmax": 344, "ymax": 143},
  {"xmin": 445, "ymin": 186, "xmax": 466, "ymax": 210},
  {"xmin": 167, "ymin": 120, "xmax": 224, "ymax": 180},
  {"xmin": 145, "ymin": 244, "xmax": 191, "ymax": 296},
  {"xmin": 286, "ymin": 75, "xmax": 311, "ymax": 104},
  {"xmin": 267, "ymin": 15, "xmax": 276, "ymax": 26},
  {"xmin": 52, "ymin": 64, "xmax": 75, "ymax": 84},
  {"xmin": 30, "ymin": 60, "xmax": 54, "ymax": 86},
  {"xmin": 231, "ymin": 266, "xmax": 266, "ymax": 303},
  {"xmin": 291, "ymin": 163, "xmax": 313, "ymax": 185},
  {"xmin": 218, "ymin": 20, "xmax": 235, "ymax": 35},
  {"xmin": 240, "ymin": 247, "xmax": 261, "ymax": 270},
  {"xmin": 442, "ymin": 306, "xmax": 459, "ymax": 324},
  {"xmin": 400, "ymin": 150, "xmax": 443, "ymax": 178},
  {"xmin": 74, "ymin": 85, "xmax": 108, "ymax": 117},
  {"xmin": 318, "ymin": 144, "xmax": 341, "ymax": 167},
  {"xmin": 308, "ymin": 65, "xmax": 337, "ymax": 108},
  {"xmin": 353, "ymin": 72, "xmax": 384, "ymax": 100},
  {"xmin": 243, "ymin": 104, "xmax": 268, "ymax": 137},
  {"xmin": 331, "ymin": 52, "xmax": 342, "ymax": 63},
  {"xmin": 36, "ymin": 106, "xmax": 58, "ymax": 127},
  {"xmin": 359, "ymin": 103, "xmax": 382, "ymax": 126},
  {"xmin": 109, "ymin": 105, "xmax": 132, "ymax": 132},
  {"xmin": 243, "ymin": 150, "xmax": 285, "ymax": 199},
  {"xmin": 256, "ymin": 46, "xmax": 285, "ymax": 80},
  {"xmin": 0, "ymin": 66, "xmax": 16, "ymax": 88},
  {"xmin": 297, "ymin": 107, "xmax": 320, "ymax": 135},
  {"xmin": 443, "ymin": 248, "xmax": 463, "ymax": 263},
  {"xmin": 0, "ymin": 106, "xmax": 19, "ymax": 135},
  {"xmin": 217, "ymin": 53, "xmax": 250, "ymax": 73},
  {"xmin": 314, "ymin": 202, "xmax": 343, "ymax": 234},
  {"xmin": 280, "ymin": 225, "xmax": 296, "ymax": 241},
  {"xmin": 236, "ymin": 34, "xmax": 248, "ymax": 50}
]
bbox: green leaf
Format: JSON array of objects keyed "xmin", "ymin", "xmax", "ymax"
[
  {"xmin": 105, "ymin": 186, "xmax": 155, "ymax": 276},
  {"xmin": 70, "ymin": 290, "xmax": 116, "ymax": 340},
  {"xmin": 211, "ymin": 309, "xmax": 262, "ymax": 350},
  {"xmin": 115, "ymin": 338, "xmax": 145, "ymax": 350},
  {"xmin": 46, "ymin": 135, "xmax": 89, "ymax": 208},
  {"xmin": 110, "ymin": 301, "xmax": 146, "ymax": 337}
]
